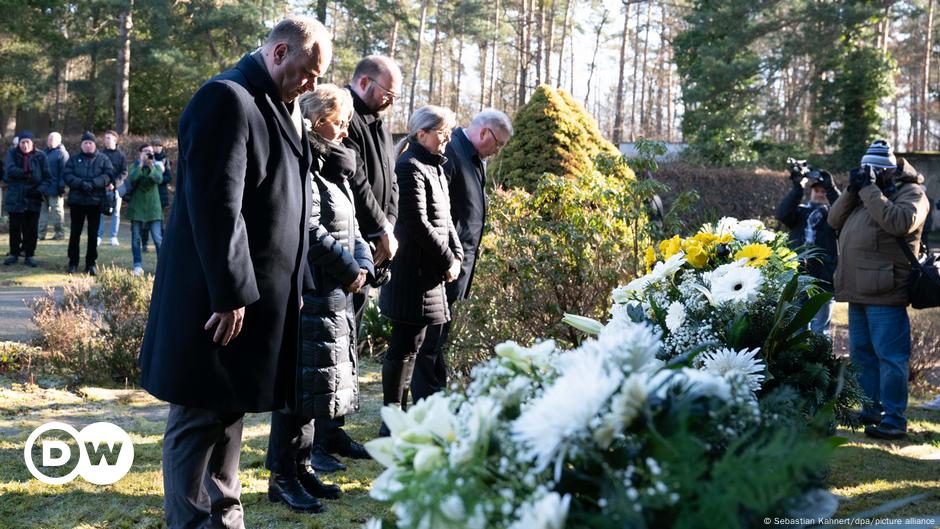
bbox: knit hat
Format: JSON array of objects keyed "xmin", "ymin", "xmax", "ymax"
[
  {"xmin": 81, "ymin": 131, "xmax": 97, "ymax": 143},
  {"xmin": 152, "ymin": 137, "xmax": 163, "ymax": 146},
  {"xmin": 860, "ymin": 139, "xmax": 896, "ymax": 169},
  {"xmin": 17, "ymin": 130, "xmax": 32, "ymax": 141}
]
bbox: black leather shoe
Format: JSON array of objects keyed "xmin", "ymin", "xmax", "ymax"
[
  {"xmin": 67, "ymin": 264, "xmax": 77, "ymax": 274},
  {"xmin": 334, "ymin": 439, "xmax": 372, "ymax": 460},
  {"xmin": 268, "ymin": 473, "xmax": 324, "ymax": 513},
  {"xmin": 309, "ymin": 445, "xmax": 346, "ymax": 473},
  {"xmin": 864, "ymin": 424, "xmax": 907, "ymax": 440},
  {"xmin": 24, "ymin": 257, "xmax": 37, "ymax": 268},
  {"xmin": 296, "ymin": 464, "xmax": 341, "ymax": 499},
  {"xmin": 859, "ymin": 413, "xmax": 881, "ymax": 426},
  {"xmin": 3, "ymin": 255, "xmax": 17, "ymax": 266},
  {"xmin": 378, "ymin": 422, "xmax": 391, "ymax": 438},
  {"xmin": 85, "ymin": 265, "xmax": 97, "ymax": 276}
]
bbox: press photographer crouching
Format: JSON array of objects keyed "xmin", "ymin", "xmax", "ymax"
[
  {"xmin": 776, "ymin": 159, "xmax": 840, "ymax": 337},
  {"xmin": 828, "ymin": 140, "xmax": 930, "ymax": 440}
]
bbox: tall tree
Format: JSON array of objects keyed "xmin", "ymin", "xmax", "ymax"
[
  {"xmin": 409, "ymin": 0, "xmax": 430, "ymax": 117},
  {"xmin": 115, "ymin": 0, "xmax": 134, "ymax": 134},
  {"xmin": 584, "ymin": 8, "xmax": 609, "ymax": 106}
]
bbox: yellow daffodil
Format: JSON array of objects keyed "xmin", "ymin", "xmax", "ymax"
[
  {"xmin": 734, "ymin": 243, "xmax": 774, "ymax": 268},
  {"xmin": 659, "ymin": 235, "xmax": 682, "ymax": 259},
  {"xmin": 718, "ymin": 233, "xmax": 734, "ymax": 244},
  {"xmin": 691, "ymin": 232, "xmax": 720, "ymax": 249},
  {"xmin": 684, "ymin": 241, "xmax": 709, "ymax": 268},
  {"xmin": 775, "ymin": 246, "xmax": 799, "ymax": 269},
  {"xmin": 644, "ymin": 246, "xmax": 657, "ymax": 272}
]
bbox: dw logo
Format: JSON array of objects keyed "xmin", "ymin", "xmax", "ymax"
[{"xmin": 23, "ymin": 421, "xmax": 135, "ymax": 485}]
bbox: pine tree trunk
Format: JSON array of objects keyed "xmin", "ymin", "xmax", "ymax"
[
  {"xmin": 429, "ymin": 2, "xmax": 441, "ymax": 105},
  {"xmin": 389, "ymin": 17, "xmax": 399, "ymax": 59},
  {"xmin": 517, "ymin": 0, "xmax": 529, "ymax": 108},
  {"xmin": 629, "ymin": 2, "xmax": 642, "ymax": 140},
  {"xmin": 638, "ymin": 3, "xmax": 651, "ymax": 137},
  {"xmin": 536, "ymin": 0, "xmax": 544, "ymax": 84},
  {"xmin": 455, "ymin": 26, "xmax": 464, "ymax": 111},
  {"xmin": 316, "ymin": 0, "xmax": 328, "ymax": 23},
  {"xmin": 584, "ymin": 9, "xmax": 608, "ymax": 106},
  {"xmin": 488, "ymin": 0, "xmax": 500, "ymax": 107},
  {"xmin": 613, "ymin": 2, "xmax": 631, "ymax": 144},
  {"xmin": 115, "ymin": 0, "xmax": 133, "ymax": 135},
  {"xmin": 920, "ymin": 0, "xmax": 934, "ymax": 150},
  {"xmin": 408, "ymin": 0, "xmax": 430, "ymax": 118},
  {"xmin": 544, "ymin": 0, "xmax": 556, "ymax": 86},
  {"xmin": 556, "ymin": 0, "xmax": 572, "ymax": 88}
]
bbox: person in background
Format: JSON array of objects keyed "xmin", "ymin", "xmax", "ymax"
[
  {"xmin": 64, "ymin": 131, "xmax": 113, "ymax": 275},
  {"xmin": 378, "ymin": 105, "xmax": 462, "ymax": 435},
  {"xmin": 411, "ymin": 109, "xmax": 513, "ymax": 403},
  {"xmin": 142, "ymin": 137, "xmax": 173, "ymax": 251},
  {"xmin": 98, "ymin": 129, "xmax": 127, "ymax": 246},
  {"xmin": 3, "ymin": 131, "xmax": 51, "ymax": 267},
  {"xmin": 126, "ymin": 143, "xmax": 164, "ymax": 276},
  {"xmin": 776, "ymin": 161, "xmax": 840, "ymax": 338},
  {"xmin": 39, "ymin": 132, "xmax": 68, "ymax": 240},
  {"xmin": 828, "ymin": 139, "xmax": 930, "ymax": 440}
]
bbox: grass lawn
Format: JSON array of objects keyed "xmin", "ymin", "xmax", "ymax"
[
  {"xmin": 0, "ymin": 361, "xmax": 388, "ymax": 529},
  {"xmin": 0, "ymin": 215, "xmax": 158, "ymax": 287}
]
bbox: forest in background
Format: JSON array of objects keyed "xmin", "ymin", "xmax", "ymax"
[{"xmin": 0, "ymin": 0, "xmax": 938, "ymax": 167}]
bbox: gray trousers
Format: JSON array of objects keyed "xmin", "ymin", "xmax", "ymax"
[
  {"xmin": 38, "ymin": 195, "xmax": 64, "ymax": 237},
  {"xmin": 162, "ymin": 404, "xmax": 245, "ymax": 529}
]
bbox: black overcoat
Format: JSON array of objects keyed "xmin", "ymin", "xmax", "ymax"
[
  {"xmin": 139, "ymin": 53, "xmax": 314, "ymax": 413},
  {"xmin": 342, "ymin": 88, "xmax": 398, "ymax": 239},
  {"xmin": 442, "ymin": 128, "xmax": 487, "ymax": 301},
  {"xmin": 379, "ymin": 142, "xmax": 463, "ymax": 326}
]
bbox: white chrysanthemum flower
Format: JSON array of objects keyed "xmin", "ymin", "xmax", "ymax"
[
  {"xmin": 710, "ymin": 266, "xmax": 762, "ymax": 305},
  {"xmin": 665, "ymin": 301, "xmax": 686, "ymax": 332},
  {"xmin": 646, "ymin": 368, "xmax": 733, "ymax": 401},
  {"xmin": 594, "ymin": 318, "xmax": 662, "ymax": 373},
  {"xmin": 512, "ymin": 347, "xmax": 622, "ymax": 471},
  {"xmin": 508, "ymin": 493, "xmax": 571, "ymax": 529},
  {"xmin": 757, "ymin": 229, "xmax": 775, "ymax": 243},
  {"xmin": 731, "ymin": 219, "xmax": 765, "ymax": 241},
  {"xmin": 715, "ymin": 217, "xmax": 740, "ymax": 237},
  {"xmin": 594, "ymin": 372, "xmax": 649, "ymax": 448},
  {"xmin": 700, "ymin": 347, "xmax": 766, "ymax": 392}
]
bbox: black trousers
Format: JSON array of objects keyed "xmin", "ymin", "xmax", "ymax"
[
  {"xmin": 382, "ymin": 321, "xmax": 428, "ymax": 408},
  {"xmin": 266, "ymin": 410, "xmax": 313, "ymax": 477},
  {"xmin": 8, "ymin": 211, "xmax": 39, "ymax": 257},
  {"xmin": 412, "ymin": 320, "xmax": 450, "ymax": 403},
  {"xmin": 162, "ymin": 405, "xmax": 245, "ymax": 529},
  {"xmin": 68, "ymin": 204, "xmax": 101, "ymax": 267}
]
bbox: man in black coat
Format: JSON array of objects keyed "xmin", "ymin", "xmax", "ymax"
[
  {"xmin": 138, "ymin": 17, "xmax": 332, "ymax": 526},
  {"xmin": 411, "ymin": 109, "xmax": 513, "ymax": 402},
  {"xmin": 308, "ymin": 55, "xmax": 404, "ymax": 471}
]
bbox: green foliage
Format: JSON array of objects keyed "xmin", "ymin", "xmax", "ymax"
[
  {"xmin": 359, "ymin": 299, "xmax": 393, "ymax": 360},
  {"xmin": 492, "ymin": 84, "xmax": 626, "ymax": 190},
  {"xmin": 447, "ymin": 167, "xmax": 643, "ymax": 377},
  {"xmin": 29, "ymin": 266, "xmax": 153, "ymax": 385}
]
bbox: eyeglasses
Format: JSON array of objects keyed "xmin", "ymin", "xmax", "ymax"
[
  {"xmin": 424, "ymin": 128, "xmax": 452, "ymax": 140},
  {"xmin": 319, "ymin": 117, "xmax": 350, "ymax": 129},
  {"xmin": 368, "ymin": 77, "xmax": 400, "ymax": 100},
  {"xmin": 485, "ymin": 128, "xmax": 507, "ymax": 150}
]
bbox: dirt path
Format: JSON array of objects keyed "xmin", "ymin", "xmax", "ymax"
[{"xmin": 0, "ymin": 287, "xmax": 43, "ymax": 343}]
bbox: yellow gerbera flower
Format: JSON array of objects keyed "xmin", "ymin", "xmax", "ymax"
[
  {"xmin": 659, "ymin": 235, "xmax": 682, "ymax": 259},
  {"xmin": 734, "ymin": 243, "xmax": 774, "ymax": 268}
]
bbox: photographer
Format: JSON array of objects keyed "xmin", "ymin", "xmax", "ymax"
[
  {"xmin": 776, "ymin": 159, "xmax": 840, "ymax": 337},
  {"xmin": 828, "ymin": 140, "xmax": 930, "ymax": 440},
  {"xmin": 126, "ymin": 143, "xmax": 165, "ymax": 275}
]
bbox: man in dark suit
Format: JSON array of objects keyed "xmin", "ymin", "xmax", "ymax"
[
  {"xmin": 308, "ymin": 55, "xmax": 404, "ymax": 472},
  {"xmin": 139, "ymin": 17, "xmax": 332, "ymax": 527},
  {"xmin": 411, "ymin": 109, "xmax": 513, "ymax": 402}
]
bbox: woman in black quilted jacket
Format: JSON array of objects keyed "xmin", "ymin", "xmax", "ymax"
[
  {"xmin": 378, "ymin": 105, "xmax": 462, "ymax": 434},
  {"xmin": 265, "ymin": 85, "xmax": 374, "ymax": 512}
]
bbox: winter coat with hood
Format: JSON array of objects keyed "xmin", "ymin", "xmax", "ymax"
[
  {"xmin": 64, "ymin": 150, "xmax": 114, "ymax": 207},
  {"xmin": 3, "ymin": 147, "xmax": 51, "ymax": 213},
  {"xmin": 828, "ymin": 158, "xmax": 931, "ymax": 306},
  {"xmin": 44, "ymin": 144, "xmax": 68, "ymax": 196},
  {"xmin": 298, "ymin": 136, "xmax": 374, "ymax": 420}
]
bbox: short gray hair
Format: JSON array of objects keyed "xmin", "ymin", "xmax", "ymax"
[
  {"xmin": 264, "ymin": 16, "xmax": 331, "ymax": 57},
  {"xmin": 469, "ymin": 108, "xmax": 513, "ymax": 137}
]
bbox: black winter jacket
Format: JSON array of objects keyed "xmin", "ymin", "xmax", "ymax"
[
  {"xmin": 3, "ymin": 148, "xmax": 51, "ymax": 213},
  {"xmin": 298, "ymin": 138, "xmax": 374, "ymax": 420},
  {"xmin": 343, "ymin": 88, "xmax": 398, "ymax": 240},
  {"xmin": 64, "ymin": 151, "xmax": 114, "ymax": 207},
  {"xmin": 380, "ymin": 142, "xmax": 463, "ymax": 325},
  {"xmin": 776, "ymin": 183, "xmax": 840, "ymax": 291},
  {"xmin": 443, "ymin": 128, "xmax": 487, "ymax": 301},
  {"xmin": 154, "ymin": 151, "xmax": 173, "ymax": 208},
  {"xmin": 101, "ymin": 147, "xmax": 128, "ymax": 187},
  {"xmin": 44, "ymin": 145, "xmax": 68, "ymax": 196}
]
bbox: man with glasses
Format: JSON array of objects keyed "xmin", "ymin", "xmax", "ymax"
[
  {"xmin": 307, "ymin": 55, "xmax": 404, "ymax": 473},
  {"xmin": 411, "ymin": 108, "xmax": 513, "ymax": 403}
]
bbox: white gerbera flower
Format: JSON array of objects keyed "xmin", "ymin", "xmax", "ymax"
[
  {"xmin": 508, "ymin": 493, "xmax": 571, "ymax": 529},
  {"xmin": 709, "ymin": 266, "xmax": 762, "ymax": 305},
  {"xmin": 512, "ymin": 347, "xmax": 622, "ymax": 471},
  {"xmin": 700, "ymin": 347, "xmax": 766, "ymax": 392},
  {"xmin": 702, "ymin": 258, "xmax": 748, "ymax": 286},
  {"xmin": 665, "ymin": 301, "xmax": 686, "ymax": 332}
]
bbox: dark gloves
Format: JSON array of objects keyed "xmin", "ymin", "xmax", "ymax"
[
  {"xmin": 848, "ymin": 166, "xmax": 876, "ymax": 192},
  {"xmin": 322, "ymin": 143, "xmax": 358, "ymax": 181},
  {"xmin": 81, "ymin": 181, "xmax": 93, "ymax": 192},
  {"xmin": 810, "ymin": 170, "xmax": 835, "ymax": 190}
]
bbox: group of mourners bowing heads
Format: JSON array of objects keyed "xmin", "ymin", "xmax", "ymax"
[{"xmin": 137, "ymin": 15, "xmax": 512, "ymax": 527}]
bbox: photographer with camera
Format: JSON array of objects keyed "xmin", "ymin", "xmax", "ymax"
[
  {"xmin": 776, "ymin": 158, "xmax": 840, "ymax": 337},
  {"xmin": 125, "ymin": 143, "xmax": 165, "ymax": 276},
  {"xmin": 829, "ymin": 139, "xmax": 930, "ymax": 440}
]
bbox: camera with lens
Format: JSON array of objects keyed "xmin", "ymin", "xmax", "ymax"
[
  {"xmin": 786, "ymin": 157, "xmax": 811, "ymax": 181},
  {"xmin": 147, "ymin": 153, "xmax": 155, "ymax": 160}
]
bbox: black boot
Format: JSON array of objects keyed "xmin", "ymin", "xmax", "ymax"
[
  {"xmin": 268, "ymin": 473, "xmax": 324, "ymax": 513},
  {"xmin": 296, "ymin": 464, "xmax": 341, "ymax": 499},
  {"xmin": 24, "ymin": 257, "xmax": 37, "ymax": 268},
  {"xmin": 3, "ymin": 255, "xmax": 17, "ymax": 266},
  {"xmin": 309, "ymin": 444, "xmax": 346, "ymax": 473}
]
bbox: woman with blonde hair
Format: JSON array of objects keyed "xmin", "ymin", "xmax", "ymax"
[
  {"xmin": 378, "ymin": 105, "xmax": 462, "ymax": 434},
  {"xmin": 265, "ymin": 83, "xmax": 374, "ymax": 514}
]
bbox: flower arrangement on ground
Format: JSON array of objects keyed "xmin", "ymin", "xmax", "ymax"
[{"xmin": 363, "ymin": 314, "xmax": 838, "ymax": 529}]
